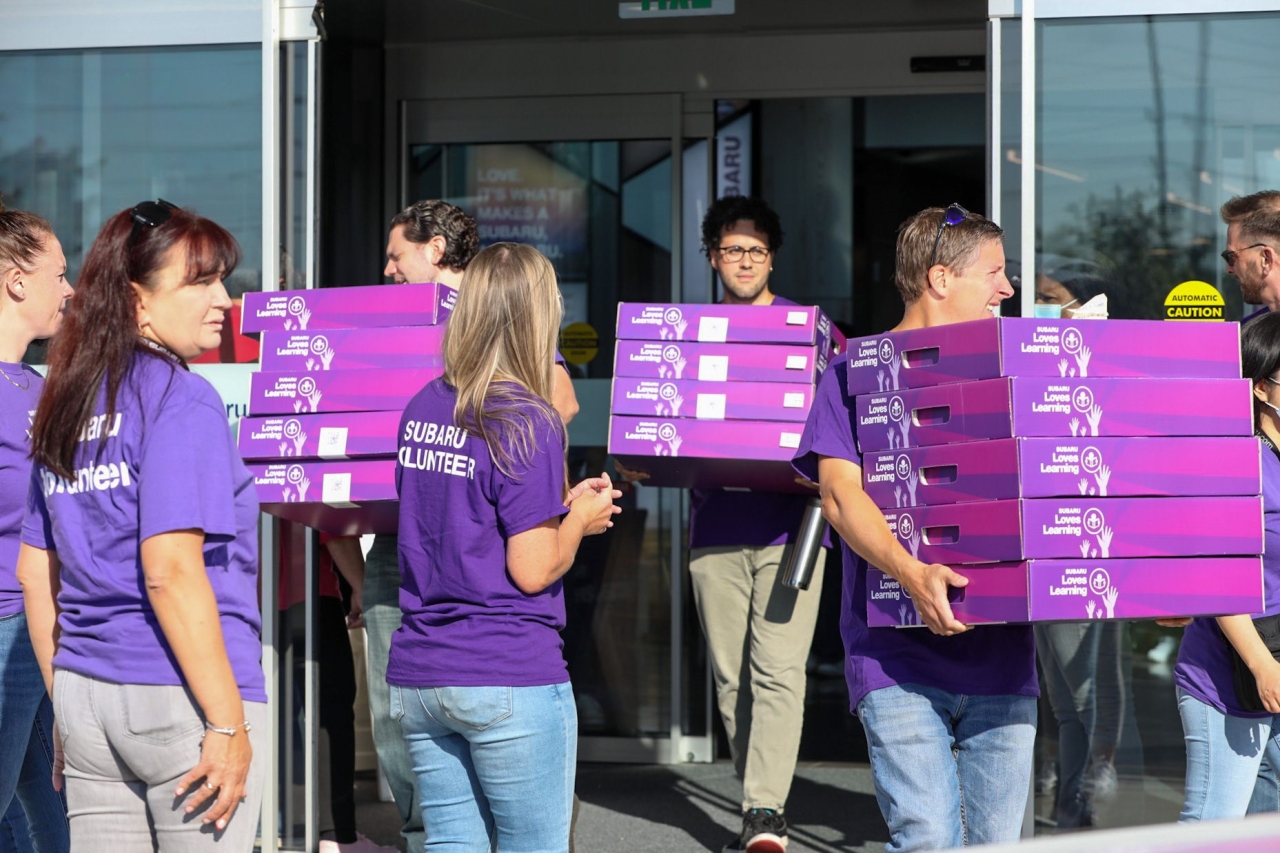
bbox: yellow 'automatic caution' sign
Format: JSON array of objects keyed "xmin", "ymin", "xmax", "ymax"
[
  {"xmin": 1164, "ymin": 281, "xmax": 1225, "ymax": 321},
  {"xmin": 559, "ymin": 322, "xmax": 599, "ymax": 365}
]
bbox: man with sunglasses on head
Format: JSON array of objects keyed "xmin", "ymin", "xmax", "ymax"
[
  {"xmin": 792, "ymin": 206, "xmax": 1037, "ymax": 852},
  {"xmin": 1221, "ymin": 192, "xmax": 1280, "ymax": 321},
  {"xmin": 680, "ymin": 196, "xmax": 829, "ymax": 853}
]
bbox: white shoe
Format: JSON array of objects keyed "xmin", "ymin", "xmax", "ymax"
[{"xmin": 318, "ymin": 834, "xmax": 399, "ymax": 853}]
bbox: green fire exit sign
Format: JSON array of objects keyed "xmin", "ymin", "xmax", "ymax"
[{"xmin": 618, "ymin": 0, "xmax": 735, "ymax": 18}]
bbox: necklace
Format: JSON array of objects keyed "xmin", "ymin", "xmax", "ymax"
[{"xmin": 0, "ymin": 362, "xmax": 30, "ymax": 391}]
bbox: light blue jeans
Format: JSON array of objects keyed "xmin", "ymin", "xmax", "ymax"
[
  {"xmin": 391, "ymin": 683, "xmax": 577, "ymax": 852},
  {"xmin": 363, "ymin": 535, "xmax": 426, "ymax": 853},
  {"xmin": 1178, "ymin": 688, "xmax": 1280, "ymax": 821},
  {"xmin": 857, "ymin": 684, "xmax": 1037, "ymax": 853},
  {"xmin": 0, "ymin": 612, "xmax": 68, "ymax": 853}
]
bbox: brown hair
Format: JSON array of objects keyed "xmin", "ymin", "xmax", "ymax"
[
  {"xmin": 0, "ymin": 197, "xmax": 54, "ymax": 276},
  {"xmin": 390, "ymin": 200, "xmax": 480, "ymax": 271},
  {"xmin": 1222, "ymin": 192, "xmax": 1280, "ymax": 247},
  {"xmin": 894, "ymin": 207, "xmax": 1005, "ymax": 303},
  {"xmin": 31, "ymin": 204, "xmax": 240, "ymax": 479}
]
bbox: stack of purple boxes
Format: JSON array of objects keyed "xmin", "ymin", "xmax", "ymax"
[
  {"xmin": 236, "ymin": 284, "xmax": 456, "ymax": 534},
  {"xmin": 846, "ymin": 318, "xmax": 1266, "ymax": 626},
  {"xmin": 607, "ymin": 302, "xmax": 845, "ymax": 493}
]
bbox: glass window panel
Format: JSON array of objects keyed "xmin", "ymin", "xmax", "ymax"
[{"xmin": 1037, "ymin": 13, "xmax": 1280, "ymax": 321}]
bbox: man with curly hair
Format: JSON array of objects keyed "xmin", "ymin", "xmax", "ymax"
[{"xmin": 694, "ymin": 196, "xmax": 828, "ymax": 853}]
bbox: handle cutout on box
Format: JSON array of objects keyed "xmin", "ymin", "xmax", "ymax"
[
  {"xmin": 919, "ymin": 464, "xmax": 958, "ymax": 485},
  {"xmin": 949, "ymin": 585, "xmax": 966, "ymax": 604},
  {"xmin": 902, "ymin": 346, "xmax": 940, "ymax": 369},
  {"xmin": 911, "ymin": 405, "xmax": 951, "ymax": 427},
  {"xmin": 922, "ymin": 525, "xmax": 959, "ymax": 545}
]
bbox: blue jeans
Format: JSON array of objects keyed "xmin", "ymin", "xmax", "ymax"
[
  {"xmin": 1178, "ymin": 688, "xmax": 1280, "ymax": 821},
  {"xmin": 857, "ymin": 684, "xmax": 1036, "ymax": 853},
  {"xmin": 364, "ymin": 535, "xmax": 425, "ymax": 852},
  {"xmin": 0, "ymin": 612, "xmax": 69, "ymax": 853},
  {"xmin": 391, "ymin": 683, "xmax": 577, "ymax": 852}
]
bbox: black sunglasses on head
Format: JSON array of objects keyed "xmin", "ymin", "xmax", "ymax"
[
  {"xmin": 929, "ymin": 203, "xmax": 969, "ymax": 269},
  {"xmin": 128, "ymin": 199, "xmax": 180, "ymax": 247}
]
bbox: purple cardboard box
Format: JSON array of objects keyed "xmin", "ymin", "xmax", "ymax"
[
  {"xmin": 846, "ymin": 317, "xmax": 1241, "ymax": 395},
  {"xmin": 608, "ymin": 415, "xmax": 810, "ymax": 493},
  {"xmin": 862, "ymin": 437, "xmax": 1262, "ymax": 508},
  {"xmin": 614, "ymin": 340, "xmax": 828, "ymax": 384},
  {"xmin": 259, "ymin": 326, "xmax": 446, "ymax": 372},
  {"xmin": 250, "ymin": 458, "xmax": 398, "ymax": 505},
  {"xmin": 867, "ymin": 557, "xmax": 1264, "ymax": 626},
  {"xmin": 248, "ymin": 367, "xmax": 443, "ymax": 415},
  {"xmin": 882, "ymin": 496, "xmax": 1263, "ymax": 564},
  {"xmin": 237, "ymin": 411, "xmax": 402, "ymax": 461},
  {"xmin": 854, "ymin": 377, "xmax": 1252, "ymax": 453},
  {"xmin": 252, "ymin": 458, "xmax": 399, "ymax": 535},
  {"xmin": 610, "ymin": 377, "xmax": 814, "ymax": 422},
  {"xmin": 615, "ymin": 302, "xmax": 845, "ymax": 355},
  {"xmin": 240, "ymin": 283, "xmax": 456, "ymax": 334}
]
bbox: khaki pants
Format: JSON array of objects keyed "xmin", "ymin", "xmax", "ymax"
[{"xmin": 689, "ymin": 544, "xmax": 826, "ymax": 812}]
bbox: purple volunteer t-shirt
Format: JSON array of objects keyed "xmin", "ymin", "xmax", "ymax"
[
  {"xmin": 1175, "ymin": 438, "xmax": 1280, "ymax": 717},
  {"xmin": 389, "ymin": 377, "xmax": 571, "ymax": 687},
  {"xmin": 791, "ymin": 351, "xmax": 1038, "ymax": 712},
  {"xmin": 0, "ymin": 362, "xmax": 43, "ymax": 618},
  {"xmin": 689, "ymin": 295, "xmax": 830, "ymax": 549},
  {"xmin": 22, "ymin": 352, "xmax": 264, "ymax": 701}
]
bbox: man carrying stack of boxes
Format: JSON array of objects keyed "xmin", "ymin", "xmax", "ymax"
[
  {"xmin": 610, "ymin": 197, "xmax": 843, "ymax": 853},
  {"xmin": 794, "ymin": 204, "xmax": 1266, "ymax": 851}
]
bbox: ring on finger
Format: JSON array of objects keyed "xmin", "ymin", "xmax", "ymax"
[{"xmin": 205, "ymin": 782, "xmax": 216, "ymax": 791}]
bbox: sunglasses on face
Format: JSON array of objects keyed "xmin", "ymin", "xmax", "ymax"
[
  {"xmin": 929, "ymin": 203, "xmax": 969, "ymax": 269},
  {"xmin": 128, "ymin": 199, "xmax": 180, "ymax": 248},
  {"xmin": 1221, "ymin": 243, "xmax": 1269, "ymax": 266}
]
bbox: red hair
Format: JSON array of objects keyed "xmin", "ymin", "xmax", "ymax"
[{"xmin": 31, "ymin": 205, "xmax": 240, "ymax": 478}]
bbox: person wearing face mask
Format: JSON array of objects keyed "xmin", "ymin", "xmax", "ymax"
[
  {"xmin": 1032, "ymin": 260, "xmax": 1108, "ymax": 321},
  {"xmin": 16, "ymin": 201, "xmax": 266, "ymax": 851},
  {"xmin": 0, "ymin": 201, "xmax": 73, "ymax": 853},
  {"xmin": 1171, "ymin": 310, "xmax": 1280, "ymax": 822},
  {"xmin": 792, "ymin": 205, "xmax": 1037, "ymax": 852}
]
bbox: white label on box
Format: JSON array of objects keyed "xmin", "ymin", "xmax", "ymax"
[
  {"xmin": 785, "ymin": 354, "xmax": 809, "ymax": 370},
  {"xmin": 322, "ymin": 472, "xmax": 352, "ymax": 504},
  {"xmin": 317, "ymin": 427, "xmax": 349, "ymax": 459},
  {"xmin": 696, "ymin": 393, "xmax": 727, "ymax": 420},
  {"xmin": 786, "ymin": 310, "xmax": 807, "ymax": 325},
  {"xmin": 698, "ymin": 316, "xmax": 729, "ymax": 342},
  {"xmin": 779, "ymin": 432, "xmax": 801, "ymax": 449},
  {"xmin": 698, "ymin": 354, "xmax": 729, "ymax": 381},
  {"xmin": 783, "ymin": 392, "xmax": 805, "ymax": 408}
]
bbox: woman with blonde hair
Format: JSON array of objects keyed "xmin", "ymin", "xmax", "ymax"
[
  {"xmin": 0, "ymin": 200, "xmax": 72, "ymax": 852},
  {"xmin": 17, "ymin": 200, "xmax": 265, "ymax": 851},
  {"xmin": 389, "ymin": 242, "xmax": 618, "ymax": 851}
]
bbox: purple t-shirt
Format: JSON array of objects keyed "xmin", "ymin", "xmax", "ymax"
[
  {"xmin": 22, "ymin": 352, "xmax": 264, "ymax": 701},
  {"xmin": 389, "ymin": 377, "xmax": 571, "ymax": 687},
  {"xmin": 1175, "ymin": 438, "xmax": 1280, "ymax": 717},
  {"xmin": 791, "ymin": 351, "xmax": 1038, "ymax": 712},
  {"xmin": 0, "ymin": 362, "xmax": 42, "ymax": 618},
  {"xmin": 688, "ymin": 295, "xmax": 830, "ymax": 550}
]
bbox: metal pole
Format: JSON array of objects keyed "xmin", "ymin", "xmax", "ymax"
[{"xmin": 1019, "ymin": 0, "xmax": 1036, "ymax": 319}]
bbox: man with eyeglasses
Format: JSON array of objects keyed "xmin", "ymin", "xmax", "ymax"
[
  {"xmin": 792, "ymin": 205, "xmax": 1037, "ymax": 851},
  {"xmin": 1221, "ymin": 191, "xmax": 1280, "ymax": 319},
  {"xmin": 684, "ymin": 196, "xmax": 829, "ymax": 853}
]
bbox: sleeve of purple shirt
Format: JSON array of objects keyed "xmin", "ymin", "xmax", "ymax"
[
  {"xmin": 21, "ymin": 467, "xmax": 54, "ymax": 552},
  {"xmin": 792, "ymin": 353, "xmax": 858, "ymax": 482},
  {"xmin": 492, "ymin": 411, "xmax": 570, "ymax": 538},
  {"xmin": 137, "ymin": 389, "xmax": 239, "ymax": 543}
]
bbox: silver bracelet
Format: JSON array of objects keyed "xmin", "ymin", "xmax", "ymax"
[{"xmin": 204, "ymin": 720, "xmax": 252, "ymax": 737}]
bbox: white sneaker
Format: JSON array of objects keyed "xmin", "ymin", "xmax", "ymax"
[{"xmin": 318, "ymin": 834, "xmax": 399, "ymax": 853}]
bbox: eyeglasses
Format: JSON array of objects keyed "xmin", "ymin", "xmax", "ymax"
[
  {"xmin": 1221, "ymin": 243, "xmax": 1269, "ymax": 266},
  {"xmin": 128, "ymin": 199, "xmax": 179, "ymax": 247},
  {"xmin": 929, "ymin": 203, "xmax": 969, "ymax": 269},
  {"xmin": 716, "ymin": 245, "xmax": 771, "ymax": 263}
]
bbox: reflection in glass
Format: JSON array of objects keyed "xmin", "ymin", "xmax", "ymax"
[{"xmin": 1035, "ymin": 13, "xmax": 1280, "ymax": 321}]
